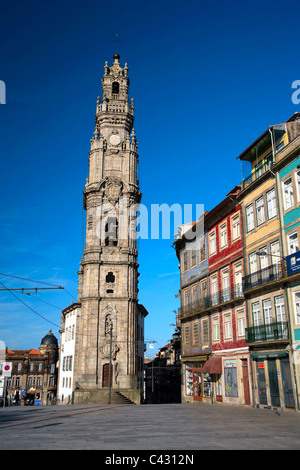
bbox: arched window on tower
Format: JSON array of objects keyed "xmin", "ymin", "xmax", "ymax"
[
  {"xmin": 112, "ymin": 82, "xmax": 119, "ymax": 96},
  {"xmin": 106, "ymin": 272, "xmax": 115, "ymax": 283},
  {"xmin": 105, "ymin": 217, "xmax": 118, "ymax": 246}
]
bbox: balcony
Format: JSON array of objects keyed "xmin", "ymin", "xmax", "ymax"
[
  {"xmin": 245, "ymin": 321, "xmax": 289, "ymax": 344},
  {"xmin": 179, "ymin": 284, "xmax": 243, "ymax": 319},
  {"xmin": 243, "ymin": 262, "xmax": 286, "ymax": 292}
]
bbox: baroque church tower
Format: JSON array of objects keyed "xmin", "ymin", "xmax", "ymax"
[{"xmin": 69, "ymin": 54, "xmax": 147, "ymax": 403}]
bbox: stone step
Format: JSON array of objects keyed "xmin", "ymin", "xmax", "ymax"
[{"xmin": 73, "ymin": 388, "xmax": 136, "ymax": 405}]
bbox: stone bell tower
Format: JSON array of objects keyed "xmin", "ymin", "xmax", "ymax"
[{"xmin": 71, "ymin": 53, "xmax": 146, "ymax": 402}]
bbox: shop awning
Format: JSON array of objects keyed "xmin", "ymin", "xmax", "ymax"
[{"xmin": 202, "ymin": 357, "xmax": 222, "ymax": 374}]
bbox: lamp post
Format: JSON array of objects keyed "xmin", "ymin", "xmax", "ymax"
[
  {"xmin": 255, "ymin": 250, "xmax": 285, "ymax": 260},
  {"xmin": 108, "ymin": 324, "xmax": 113, "ymax": 405}
]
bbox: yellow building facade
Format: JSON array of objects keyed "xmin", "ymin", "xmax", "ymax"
[{"xmin": 237, "ymin": 116, "xmax": 300, "ymax": 410}]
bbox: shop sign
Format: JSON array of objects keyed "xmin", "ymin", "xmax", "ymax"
[
  {"xmin": 223, "ymin": 359, "xmax": 236, "ymax": 368},
  {"xmin": 286, "ymin": 252, "xmax": 300, "ymax": 276},
  {"xmin": 251, "ymin": 351, "xmax": 288, "ymax": 359}
]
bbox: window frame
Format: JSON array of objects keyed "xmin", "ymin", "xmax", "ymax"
[
  {"xmin": 266, "ymin": 188, "xmax": 277, "ymax": 219},
  {"xmin": 219, "ymin": 222, "xmax": 227, "ymax": 249},
  {"xmin": 293, "ymin": 291, "xmax": 300, "ymax": 326},
  {"xmin": 255, "ymin": 196, "xmax": 265, "ymax": 226},
  {"xmin": 223, "ymin": 311, "xmax": 232, "ymax": 340},
  {"xmin": 209, "ymin": 230, "xmax": 216, "ymax": 256},
  {"xmin": 282, "ymin": 176, "xmax": 294, "ymax": 210},
  {"xmin": 231, "ymin": 213, "xmax": 241, "ymax": 241},
  {"xmin": 245, "ymin": 204, "xmax": 254, "ymax": 232},
  {"xmin": 288, "ymin": 231, "xmax": 299, "ymax": 255}
]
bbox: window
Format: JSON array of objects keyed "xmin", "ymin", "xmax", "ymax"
[
  {"xmin": 105, "ymin": 217, "xmax": 118, "ymax": 245},
  {"xmin": 112, "ymin": 81, "xmax": 119, "ymax": 94},
  {"xmin": 249, "ymin": 252, "xmax": 257, "ymax": 274},
  {"xmin": 106, "ymin": 272, "xmax": 115, "ymax": 283},
  {"xmin": 192, "ymin": 321, "xmax": 199, "ymax": 345},
  {"xmin": 38, "ymin": 363, "xmax": 42, "ymax": 372},
  {"xmin": 184, "ymin": 324, "xmax": 190, "ymax": 347},
  {"xmin": 258, "ymin": 246, "xmax": 268, "ymax": 270},
  {"xmin": 212, "ymin": 316, "xmax": 220, "ymax": 341},
  {"xmin": 17, "ymin": 363, "xmax": 22, "ymax": 371},
  {"xmin": 263, "ymin": 299, "xmax": 272, "ymax": 324},
  {"xmin": 265, "ymin": 153, "xmax": 273, "ymax": 171},
  {"xmin": 224, "ymin": 313, "xmax": 232, "ymax": 339},
  {"xmin": 182, "ymin": 251, "xmax": 188, "ymax": 272},
  {"xmin": 202, "ymin": 318, "xmax": 209, "ymax": 346},
  {"xmin": 266, "ymin": 188, "xmax": 277, "ymax": 219},
  {"xmin": 255, "ymin": 197, "xmax": 265, "ymax": 226},
  {"xmin": 30, "ymin": 363, "xmax": 34, "ymax": 372},
  {"xmin": 183, "ymin": 288, "xmax": 189, "ymax": 306},
  {"xmin": 232, "ymin": 214, "xmax": 240, "ymax": 240},
  {"xmin": 190, "ymin": 244, "xmax": 197, "ymax": 267},
  {"xmin": 252, "ymin": 301, "xmax": 261, "ymax": 326},
  {"xmin": 209, "ymin": 231, "xmax": 216, "ymax": 255},
  {"xmin": 220, "ymin": 223, "xmax": 227, "ymax": 248},
  {"xmin": 246, "ymin": 204, "xmax": 254, "ymax": 232},
  {"xmin": 222, "ymin": 269, "xmax": 230, "ymax": 301},
  {"xmin": 236, "ymin": 309, "xmax": 246, "ymax": 337},
  {"xmin": 296, "ymin": 170, "xmax": 300, "ymax": 202},
  {"xmin": 191, "ymin": 283, "xmax": 198, "ymax": 304},
  {"xmin": 201, "ymin": 279, "xmax": 207, "ymax": 299},
  {"xmin": 276, "ymin": 141, "xmax": 284, "ymax": 153},
  {"xmin": 275, "ymin": 295, "xmax": 286, "ymax": 323},
  {"xmin": 255, "ymin": 160, "xmax": 264, "ymax": 178},
  {"xmin": 234, "ymin": 263, "xmax": 243, "ymax": 296},
  {"xmin": 211, "ymin": 275, "xmax": 218, "ymax": 305},
  {"xmin": 293, "ymin": 291, "xmax": 300, "ymax": 325},
  {"xmin": 199, "ymin": 236, "xmax": 206, "ymax": 262},
  {"xmin": 283, "ymin": 177, "xmax": 294, "ymax": 210},
  {"xmin": 271, "ymin": 241, "xmax": 280, "ymax": 266},
  {"xmin": 288, "ymin": 232, "xmax": 299, "ymax": 254}
]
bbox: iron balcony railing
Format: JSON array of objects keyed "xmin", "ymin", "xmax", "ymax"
[
  {"xmin": 245, "ymin": 321, "xmax": 289, "ymax": 344},
  {"xmin": 242, "ymin": 262, "xmax": 286, "ymax": 291},
  {"xmin": 179, "ymin": 284, "xmax": 243, "ymax": 318}
]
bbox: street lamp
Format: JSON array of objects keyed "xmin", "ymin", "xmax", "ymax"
[{"xmin": 255, "ymin": 250, "xmax": 285, "ymax": 260}]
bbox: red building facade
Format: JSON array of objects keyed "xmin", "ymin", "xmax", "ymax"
[{"xmin": 205, "ymin": 187, "xmax": 252, "ymax": 405}]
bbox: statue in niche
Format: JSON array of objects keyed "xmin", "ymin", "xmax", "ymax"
[{"xmin": 105, "ymin": 314, "xmax": 113, "ymax": 335}]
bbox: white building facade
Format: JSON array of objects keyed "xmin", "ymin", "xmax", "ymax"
[{"xmin": 57, "ymin": 303, "xmax": 78, "ymax": 404}]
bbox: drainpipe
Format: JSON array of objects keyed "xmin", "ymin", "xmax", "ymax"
[{"xmin": 269, "ymin": 127, "xmax": 299, "ymax": 411}]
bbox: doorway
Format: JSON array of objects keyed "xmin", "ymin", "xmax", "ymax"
[
  {"xmin": 256, "ymin": 361, "xmax": 267, "ymax": 405},
  {"xmin": 268, "ymin": 359, "xmax": 280, "ymax": 407},
  {"xmin": 102, "ymin": 363, "xmax": 113, "ymax": 388},
  {"xmin": 281, "ymin": 358, "xmax": 295, "ymax": 408},
  {"xmin": 193, "ymin": 369, "xmax": 202, "ymax": 401},
  {"xmin": 241, "ymin": 359, "xmax": 251, "ymax": 405}
]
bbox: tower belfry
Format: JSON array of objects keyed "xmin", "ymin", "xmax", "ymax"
[{"xmin": 69, "ymin": 53, "xmax": 147, "ymax": 403}]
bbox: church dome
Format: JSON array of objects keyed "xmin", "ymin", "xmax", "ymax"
[{"xmin": 41, "ymin": 329, "xmax": 58, "ymax": 347}]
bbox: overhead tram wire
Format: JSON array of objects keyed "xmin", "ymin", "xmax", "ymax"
[
  {"xmin": 0, "ymin": 272, "xmax": 63, "ymax": 288},
  {"xmin": 0, "ymin": 281, "xmax": 101, "ymax": 340},
  {"xmin": 0, "ymin": 273, "xmax": 158, "ymax": 346},
  {"xmin": 0, "ymin": 280, "xmax": 61, "ymax": 329}
]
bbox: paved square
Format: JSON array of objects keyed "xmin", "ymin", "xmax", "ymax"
[{"xmin": 0, "ymin": 403, "xmax": 299, "ymax": 450}]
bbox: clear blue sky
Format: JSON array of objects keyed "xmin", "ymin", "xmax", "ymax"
[{"xmin": 0, "ymin": 0, "xmax": 299, "ymax": 356}]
